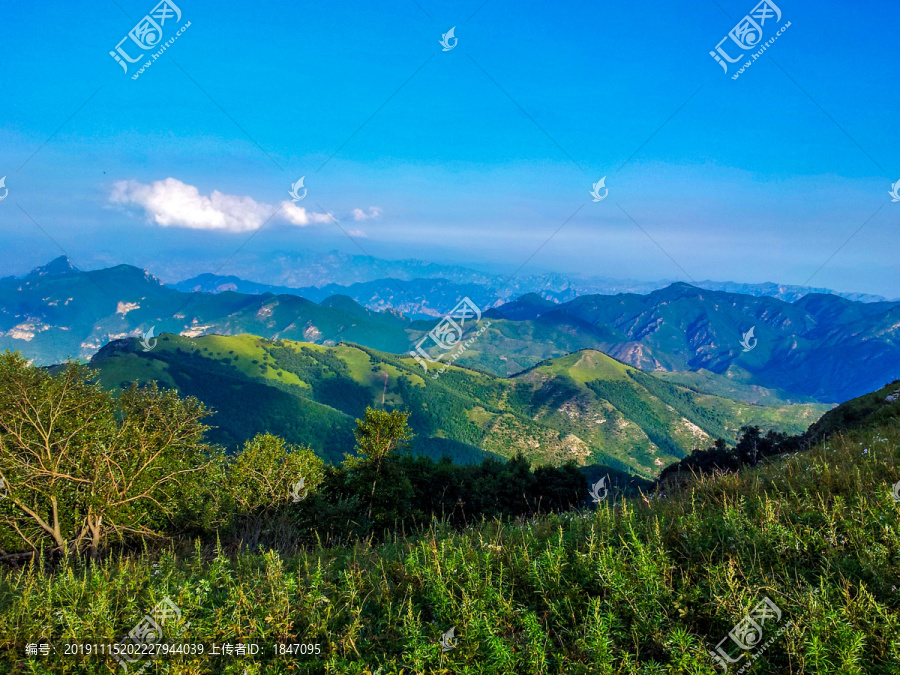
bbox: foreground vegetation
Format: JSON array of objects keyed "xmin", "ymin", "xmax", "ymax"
[{"xmin": 1, "ymin": 412, "xmax": 898, "ymax": 671}]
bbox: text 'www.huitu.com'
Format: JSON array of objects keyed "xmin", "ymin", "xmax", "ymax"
[
  {"xmin": 731, "ymin": 21, "xmax": 791, "ymax": 80},
  {"xmin": 131, "ymin": 22, "xmax": 192, "ymax": 80}
]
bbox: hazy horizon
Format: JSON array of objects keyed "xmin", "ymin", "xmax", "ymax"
[{"xmin": 6, "ymin": 250, "xmax": 897, "ymax": 303}]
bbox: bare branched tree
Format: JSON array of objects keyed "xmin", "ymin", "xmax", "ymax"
[{"xmin": 0, "ymin": 353, "xmax": 214, "ymax": 558}]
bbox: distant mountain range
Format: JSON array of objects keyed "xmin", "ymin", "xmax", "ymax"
[
  {"xmin": 88, "ymin": 334, "xmax": 826, "ymax": 477},
  {"xmin": 2, "ymin": 257, "xmax": 898, "ymax": 403},
  {"xmin": 173, "ymin": 273, "xmax": 496, "ymax": 320},
  {"xmin": 476, "ymin": 286, "xmax": 900, "ymax": 404},
  {"xmin": 170, "ymin": 249, "xmax": 892, "ymax": 312}
]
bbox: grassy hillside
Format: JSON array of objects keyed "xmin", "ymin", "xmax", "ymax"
[
  {"xmin": 805, "ymin": 379, "xmax": 900, "ymax": 443},
  {"xmin": 507, "ymin": 351, "xmax": 825, "ymax": 475},
  {"xmin": 2, "ymin": 392, "xmax": 897, "ymax": 673},
  {"xmin": 89, "ymin": 334, "xmax": 827, "ymax": 477},
  {"xmin": 443, "ymin": 313, "xmax": 624, "ymax": 377}
]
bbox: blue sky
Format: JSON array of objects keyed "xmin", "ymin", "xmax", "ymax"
[{"xmin": 0, "ymin": 0, "xmax": 898, "ymax": 295}]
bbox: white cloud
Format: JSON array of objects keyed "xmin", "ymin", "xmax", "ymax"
[
  {"xmin": 281, "ymin": 200, "xmax": 333, "ymax": 226},
  {"xmin": 352, "ymin": 206, "xmax": 382, "ymax": 221},
  {"xmin": 346, "ymin": 228, "xmax": 367, "ymax": 238},
  {"xmin": 110, "ymin": 178, "xmax": 334, "ymax": 232}
]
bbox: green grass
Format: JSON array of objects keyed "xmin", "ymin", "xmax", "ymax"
[
  {"xmin": 2, "ymin": 417, "xmax": 898, "ymax": 673},
  {"xmin": 93, "ymin": 352, "xmax": 177, "ymax": 389},
  {"xmin": 535, "ymin": 349, "xmax": 632, "ymax": 384}
]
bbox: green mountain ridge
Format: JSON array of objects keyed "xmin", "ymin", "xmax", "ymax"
[{"xmin": 89, "ymin": 334, "xmax": 828, "ymax": 478}]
